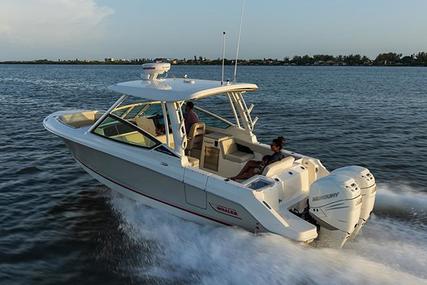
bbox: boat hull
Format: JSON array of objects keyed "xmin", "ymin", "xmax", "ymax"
[
  {"xmin": 64, "ymin": 139, "xmax": 265, "ymax": 232},
  {"xmin": 78, "ymin": 160, "xmax": 226, "ymax": 226}
]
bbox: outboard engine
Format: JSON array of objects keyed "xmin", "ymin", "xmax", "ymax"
[
  {"xmin": 332, "ymin": 166, "xmax": 376, "ymax": 239},
  {"xmin": 309, "ymin": 174, "xmax": 362, "ymax": 248}
]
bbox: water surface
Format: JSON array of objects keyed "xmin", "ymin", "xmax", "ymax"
[{"xmin": 0, "ymin": 64, "xmax": 426, "ymax": 284}]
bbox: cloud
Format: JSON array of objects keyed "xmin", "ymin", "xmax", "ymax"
[{"xmin": 0, "ymin": 0, "xmax": 113, "ymax": 59}]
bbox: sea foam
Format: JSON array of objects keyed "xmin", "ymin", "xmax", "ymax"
[{"xmin": 109, "ymin": 183, "xmax": 427, "ymax": 284}]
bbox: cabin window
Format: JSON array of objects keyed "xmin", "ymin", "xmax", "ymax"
[{"xmin": 92, "ymin": 114, "xmax": 159, "ymax": 149}]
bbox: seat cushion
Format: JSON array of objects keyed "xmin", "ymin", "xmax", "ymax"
[
  {"xmin": 225, "ymin": 151, "xmax": 254, "ymax": 163},
  {"xmin": 262, "ymin": 156, "xmax": 295, "ymax": 177},
  {"xmin": 187, "ymin": 156, "xmax": 200, "ymax": 168},
  {"xmin": 189, "ymin": 148, "xmax": 202, "ymax": 160}
]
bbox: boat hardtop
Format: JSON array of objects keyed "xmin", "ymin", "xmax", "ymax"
[{"xmin": 108, "ymin": 78, "xmax": 258, "ymax": 101}]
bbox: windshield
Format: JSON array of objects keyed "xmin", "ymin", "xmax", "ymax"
[
  {"xmin": 108, "ymin": 98, "xmax": 175, "ymax": 149},
  {"xmin": 93, "ymin": 114, "xmax": 159, "ymax": 149}
]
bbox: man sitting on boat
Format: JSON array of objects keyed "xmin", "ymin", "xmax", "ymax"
[
  {"xmin": 230, "ymin": 136, "xmax": 286, "ymax": 180},
  {"xmin": 183, "ymin": 102, "xmax": 200, "ymax": 134}
]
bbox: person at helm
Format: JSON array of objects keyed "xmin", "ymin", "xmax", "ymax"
[{"xmin": 183, "ymin": 101, "xmax": 200, "ymax": 134}]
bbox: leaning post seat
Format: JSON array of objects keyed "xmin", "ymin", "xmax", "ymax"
[
  {"xmin": 262, "ymin": 156, "xmax": 295, "ymax": 177},
  {"xmin": 220, "ymin": 138, "xmax": 254, "ymax": 163},
  {"xmin": 186, "ymin": 122, "xmax": 205, "ymax": 159},
  {"xmin": 186, "ymin": 156, "xmax": 200, "ymax": 168}
]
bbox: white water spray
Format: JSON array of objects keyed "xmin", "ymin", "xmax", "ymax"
[{"xmin": 108, "ymin": 183, "xmax": 427, "ymax": 284}]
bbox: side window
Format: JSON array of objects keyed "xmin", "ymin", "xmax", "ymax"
[
  {"xmin": 93, "ymin": 115, "xmax": 159, "ymax": 149},
  {"xmin": 142, "ymin": 104, "xmax": 163, "ymax": 117},
  {"xmin": 191, "ymin": 94, "xmax": 235, "ymax": 129},
  {"xmin": 111, "ymin": 103, "xmax": 148, "ymax": 120},
  {"xmin": 134, "ymin": 103, "xmax": 171, "ymax": 136},
  {"xmin": 124, "ymin": 104, "xmax": 147, "ymax": 120},
  {"xmin": 195, "ymin": 109, "xmax": 231, "ymax": 129},
  {"xmin": 111, "ymin": 105, "xmax": 131, "ymax": 118}
]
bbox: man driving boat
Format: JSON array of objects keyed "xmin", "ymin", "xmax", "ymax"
[{"xmin": 183, "ymin": 102, "xmax": 199, "ymax": 134}]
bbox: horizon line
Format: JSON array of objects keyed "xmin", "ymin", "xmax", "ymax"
[{"xmin": 2, "ymin": 51, "xmax": 427, "ymax": 61}]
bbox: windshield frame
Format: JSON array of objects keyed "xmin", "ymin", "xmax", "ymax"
[{"xmin": 91, "ymin": 112, "xmax": 162, "ymax": 150}]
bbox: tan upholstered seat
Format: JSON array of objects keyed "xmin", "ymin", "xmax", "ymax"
[
  {"xmin": 187, "ymin": 156, "xmax": 200, "ymax": 168},
  {"xmin": 135, "ymin": 116, "xmax": 156, "ymax": 136},
  {"xmin": 156, "ymin": 134, "xmax": 175, "ymax": 148},
  {"xmin": 186, "ymin": 122, "xmax": 205, "ymax": 159},
  {"xmin": 302, "ymin": 159, "xmax": 318, "ymax": 185},
  {"xmin": 59, "ymin": 111, "xmax": 101, "ymax": 128},
  {"xmin": 220, "ymin": 138, "xmax": 254, "ymax": 163},
  {"xmin": 262, "ymin": 156, "xmax": 295, "ymax": 177}
]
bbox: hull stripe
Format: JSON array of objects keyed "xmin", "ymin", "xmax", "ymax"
[{"xmin": 75, "ymin": 158, "xmax": 233, "ymax": 227}]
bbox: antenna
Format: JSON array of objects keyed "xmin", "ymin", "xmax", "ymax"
[
  {"xmin": 221, "ymin": 32, "xmax": 226, "ymax": 85},
  {"xmin": 233, "ymin": 0, "xmax": 246, "ymax": 83}
]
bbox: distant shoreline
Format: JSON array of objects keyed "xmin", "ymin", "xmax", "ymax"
[
  {"xmin": 1, "ymin": 52, "xmax": 426, "ymax": 66},
  {"xmin": 1, "ymin": 62, "xmax": 426, "ymax": 67}
]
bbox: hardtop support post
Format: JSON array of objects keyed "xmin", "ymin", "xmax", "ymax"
[
  {"xmin": 87, "ymin": 94, "xmax": 127, "ymax": 133},
  {"xmin": 161, "ymin": 101, "xmax": 170, "ymax": 147},
  {"xmin": 166, "ymin": 101, "xmax": 187, "ymax": 158},
  {"xmin": 230, "ymin": 91, "xmax": 252, "ymax": 131}
]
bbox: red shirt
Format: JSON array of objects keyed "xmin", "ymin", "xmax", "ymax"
[{"xmin": 184, "ymin": 110, "xmax": 199, "ymax": 133}]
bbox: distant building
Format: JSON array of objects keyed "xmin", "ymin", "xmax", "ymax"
[{"xmin": 104, "ymin": 57, "xmax": 115, "ymax": 63}]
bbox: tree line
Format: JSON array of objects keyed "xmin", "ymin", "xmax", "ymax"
[
  {"xmin": 1, "ymin": 52, "xmax": 427, "ymax": 66},
  {"xmin": 278, "ymin": 52, "xmax": 427, "ymax": 66}
]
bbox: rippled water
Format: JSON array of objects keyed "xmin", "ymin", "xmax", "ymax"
[{"xmin": 1, "ymin": 64, "xmax": 426, "ymax": 284}]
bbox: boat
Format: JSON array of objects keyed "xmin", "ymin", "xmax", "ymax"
[{"xmin": 43, "ymin": 62, "xmax": 376, "ymax": 247}]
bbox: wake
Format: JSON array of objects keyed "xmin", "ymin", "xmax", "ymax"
[
  {"xmin": 374, "ymin": 183, "xmax": 427, "ymax": 224},
  {"xmin": 109, "ymin": 183, "xmax": 427, "ymax": 285}
]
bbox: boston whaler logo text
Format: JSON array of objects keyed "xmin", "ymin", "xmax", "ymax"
[
  {"xmin": 209, "ymin": 203, "xmax": 240, "ymax": 218},
  {"xmin": 313, "ymin": 192, "xmax": 339, "ymax": 201},
  {"xmin": 217, "ymin": 205, "xmax": 237, "ymax": 216}
]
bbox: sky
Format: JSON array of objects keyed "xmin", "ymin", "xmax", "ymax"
[{"xmin": 1, "ymin": 0, "xmax": 427, "ymax": 61}]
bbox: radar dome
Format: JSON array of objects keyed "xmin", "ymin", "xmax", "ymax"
[{"xmin": 142, "ymin": 62, "xmax": 171, "ymax": 80}]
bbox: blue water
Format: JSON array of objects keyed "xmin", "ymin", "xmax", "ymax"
[{"xmin": 0, "ymin": 64, "xmax": 426, "ymax": 284}]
